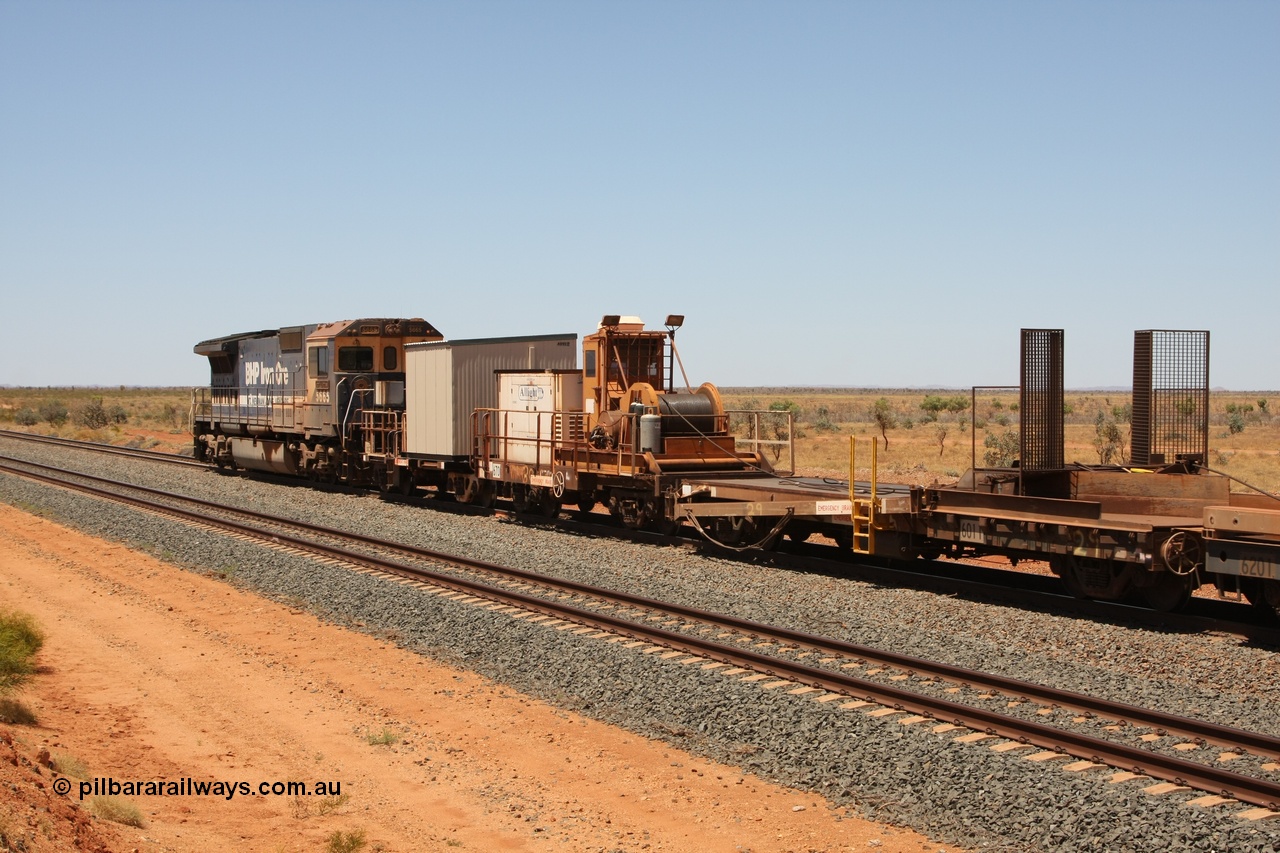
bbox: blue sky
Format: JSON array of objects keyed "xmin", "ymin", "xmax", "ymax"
[{"xmin": 2, "ymin": 1, "xmax": 1276, "ymax": 389}]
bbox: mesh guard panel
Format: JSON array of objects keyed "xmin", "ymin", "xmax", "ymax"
[
  {"xmin": 1020, "ymin": 329, "xmax": 1064, "ymax": 472},
  {"xmin": 1131, "ymin": 330, "xmax": 1209, "ymax": 466}
]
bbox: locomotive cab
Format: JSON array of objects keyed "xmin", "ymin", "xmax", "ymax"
[{"xmin": 300, "ymin": 318, "xmax": 442, "ymax": 442}]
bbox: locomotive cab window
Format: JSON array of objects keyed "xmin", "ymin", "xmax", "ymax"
[
  {"xmin": 338, "ymin": 346, "xmax": 374, "ymax": 372},
  {"xmin": 383, "ymin": 345, "xmax": 398, "ymax": 371},
  {"xmin": 308, "ymin": 346, "xmax": 329, "ymax": 378}
]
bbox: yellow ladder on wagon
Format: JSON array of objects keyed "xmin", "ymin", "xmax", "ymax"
[{"xmin": 848, "ymin": 437, "xmax": 876, "ymax": 555}]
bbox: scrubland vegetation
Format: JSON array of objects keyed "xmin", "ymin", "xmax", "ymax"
[
  {"xmin": 2, "ymin": 385, "xmax": 1278, "ymax": 494},
  {"xmin": 723, "ymin": 387, "xmax": 1280, "ymax": 494},
  {"xmin": 0, "ymin": 387, "xmax": 192, "ymax": 452}
]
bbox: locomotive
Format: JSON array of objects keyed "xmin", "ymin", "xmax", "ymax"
[{"xmin": 192, "ymin": 318, "xmax": 443, "ymax": 479}]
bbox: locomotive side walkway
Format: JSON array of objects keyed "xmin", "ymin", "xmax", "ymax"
[{"xmin": 0, "ymin": 504, "xmax": 942, "ymax": 853}]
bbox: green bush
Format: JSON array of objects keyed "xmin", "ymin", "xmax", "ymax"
[
  {"xmin": 983, "ymin": 430, "xmax": 1019, "ymax": 467},
  {"xmin": 326, "ymin": 829, "xmax": 367, "ymax": 853},
  {"xmin": 75, "ymin": 397, "xmax": 110, "ymax": 429},
  {"xmin": 0, "ymin": 610, "xmax": 44, "ymax": 694},
  {"xmin": 13, "ymin": 408, "xmax": 40, "ymax": 426},
  {"xmin": 38, "ymin": 401, "xmax": 68, "ymax": 426}
]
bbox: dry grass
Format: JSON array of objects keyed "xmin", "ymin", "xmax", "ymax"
[
  {"xmin": 0, "ymin": 698, "xmax": 37, "ymax": 725},
  {"xmin": 51, "ymin": 752, "xmax": 89, "ymax": 779},
  {"xmin": 89, "ymin": 796, "xmax": 146, "ymax": 828}
]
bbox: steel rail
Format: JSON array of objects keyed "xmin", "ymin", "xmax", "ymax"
[
  {"xmin": 3, "ymin": 457, "xmax": 1280, "ymax": 809},
  {"xmin": 3, "ymin": 455, "xmax": 1276, "ymax": 758},
  {"xmin": 0, "ymin": 430, "xmax": 205, "ymax": 468}
]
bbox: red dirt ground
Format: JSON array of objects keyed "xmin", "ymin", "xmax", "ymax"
[{"xmin": 0, "ymin": 504, "xmax": 956, "ymax": 852}]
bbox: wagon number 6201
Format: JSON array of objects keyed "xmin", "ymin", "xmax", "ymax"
[{"xmin": 959, "ymin": 520, "xmax": 983, "ymax": 544}]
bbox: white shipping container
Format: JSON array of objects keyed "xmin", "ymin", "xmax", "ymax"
[
  {"xmin": 497, "ymin": 371, "xmax": 584, "ymax": 466},
  {"xmin": 404, "ymin": 335, "xmax": 577, "ymax": 457}
]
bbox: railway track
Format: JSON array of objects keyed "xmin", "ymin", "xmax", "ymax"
[
  {"xmin": 2, "ymin": 452, "xmax": 1279, "ymax": 813},
  {"xmin": 0, "ymin": 429, "xmax": 205, "ymax": 468},
  {"xmin": 3, "ymin": 428, "xmax": 1277, "ymax": 644}
]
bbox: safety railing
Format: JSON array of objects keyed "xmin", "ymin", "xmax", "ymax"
[
  {"xmin": 200, "ymin": 378, "xmax": 306, "ymax": 432},
  {"xmin": 472, "ymin": 408, "xmax": 648, "ymax": 478},
  {"xmin": 359, "ymin": 408, "xmax": 404, "ymax": 458},
  {"xmin": 728, "ymin": 408, "xmax": 795, "ymax": 475}
]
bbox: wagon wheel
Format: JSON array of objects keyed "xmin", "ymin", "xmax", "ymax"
[
  {"xmin": 1051, "ymin": 555, "xmax": 1091, "ymax": 600},
  {"xmin": 511, "ymin": 484, "xmax": 533, "ymax": 514},
  {"xmin": 1242, "ymin": 578, "xmax": 1280, "ymax": 618},
  {"xmin": 537, "ymin": 489, "xmax": 562, "ymax": 519},
  {"xmin": 456, "ymin": 477, "xmax": 480, "ymax": 504},
  {"xmin": 646, "ymin": 498, "xmax": 678, "ymax": 536},
  {"xmin": 711, "ymin": 516, "xmax": 753, "ymax": 546},
  {"xmin": 474, "ymin": 483, "xmax": 496, "ymax": 509},
  {"xmin": 1138, "ymin": 573, "xmax": 1194, "ymax": 613}
]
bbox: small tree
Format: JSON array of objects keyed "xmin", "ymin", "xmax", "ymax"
[
  {"xmin": 919, "ymin": 395, "xmax": 945, "ymax": 423},
  {"xmin": 934, "ymin": 423, "xmax": 948, "ymax": 458},
  {"xmin": 39, "ymin": 400, "xmax": 68, "ymax": 426},
  {"xmin": 920, "ymin": 395, "xmax": 970, "ymax": 423},
  {"xmin": 870, "ymin": 398, "xmax": 897, "ymax": 450},
  {"xmin": 76, "ymin": 397, "xmax": 110, "ymax": 429},
  {"xmin": 1092, "ymin": 410, "xmax": 1124, "ymax": 464},
  {"xmin": 983, "ymin": 430, "xmax": 1019, "ymax": 467},
  {"xmin": 812, "ymin": 405, "xmax": 837, "ymax": 432}
]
